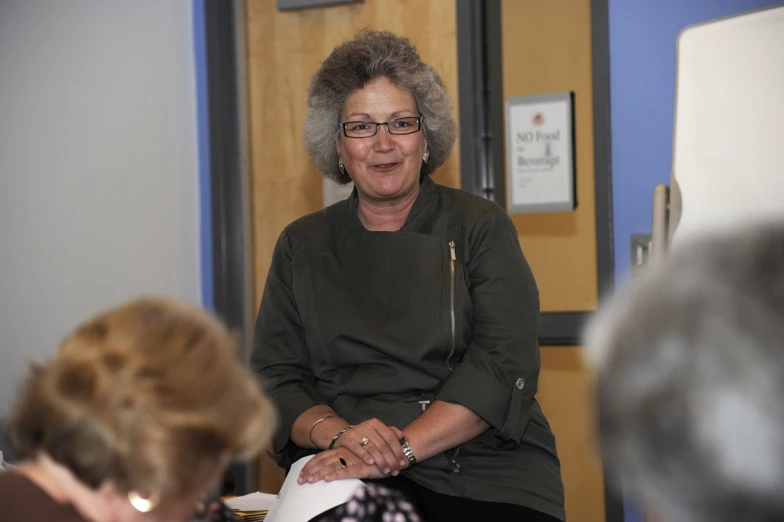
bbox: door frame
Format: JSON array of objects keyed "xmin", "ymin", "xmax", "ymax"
[
  {"xmin": 455, "ymin": 1, "xmax": 620, "ymax": 521},
  {"xmin": 196, "ymin": 0, "xmax": 257, "ymax": 494}
]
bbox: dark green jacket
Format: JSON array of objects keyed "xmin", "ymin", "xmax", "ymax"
[{"xmin": 251, "ymin": 177, "xmax": 564, "ymax": 520}]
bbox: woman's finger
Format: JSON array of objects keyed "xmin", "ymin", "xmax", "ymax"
[
  {"xmin": 359, "ymin": 420, "xmax": 406, "ymax": 470},
  {"xmin": 307, "ymin": 458, "xmax": 347, "ymax": 483},
  {"xmin": 299, "ymin": 454, "xmax": 349, "ymax": 484},
  {"xmin": 299, "ymin": 450, "xmax": 345, "ymax": 481},
  {"xmin": 368, "ymin": 421, "xmax": 408, "ymax": 468},
  {"xmin": 344, "ymin": 430, "xmax": 394, "ymax": 473},
  {"xmin": 332, "ymin": 419, "xmax": 405, "ymax": 472},
  {"xmin": 323, "ymin": 461, "xmax": 385, "ymax": 482},
  {"xmin": 299, "ymin": 452, "xmax": 328, "ymax": 476},
  {"xmin": 332, "ymin": 426, "xmax": 391, "ymax": 471},
  {"xmin": 365, "ymin": 435, "xmax": 400, "ymax": 474},
  {"xmin": 337, "ymin": 433, "xmax": 376, "ymax": 466}
]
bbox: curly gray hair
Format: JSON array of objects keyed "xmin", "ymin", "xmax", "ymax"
[
  {"xmin": 303, "ymin": 29, "xmax": 457, "ymax": 185},
  {"xmin": 585, "ymin": 223, "xmax": 784, "ymax": 522}
]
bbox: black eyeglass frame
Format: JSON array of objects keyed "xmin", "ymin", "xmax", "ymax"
[{"xmin": 340, "ymin": 116, "xmax": 423, "ymax": 138}]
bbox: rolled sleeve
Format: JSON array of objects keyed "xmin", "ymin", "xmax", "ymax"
[
  {"xmin": 436, "ymin": 206, "xmax": 540, "ymax": 445},
  {"xmin": 250, "ymin": 231, "xmax": 322, "ymax": 469}
]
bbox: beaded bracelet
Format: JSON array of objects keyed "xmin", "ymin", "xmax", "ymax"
[{"xmin": 328, "ymin": 425, "xmax": 355, "ymax": 450}]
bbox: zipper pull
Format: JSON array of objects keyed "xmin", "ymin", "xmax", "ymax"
[
  {"xmin": 449, "ymin": 241, "xmax": 456, "ymax": 261},
  {"xmin": 419, "ymin": 400, "xmax": 431, "ymax": 412}
]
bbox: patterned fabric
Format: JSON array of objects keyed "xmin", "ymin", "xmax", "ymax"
[{"xmin": 313, "ymin": 483, "xmax": 422, "ymax": 522}]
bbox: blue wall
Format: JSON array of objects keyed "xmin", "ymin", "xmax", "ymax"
[
  {"xmin": 608, "ymin": 3, "xmax": 783, "ymax": 520},
  {"xmin": 609, "ymin": 0, "xmax": 782, "ymax": 280}
]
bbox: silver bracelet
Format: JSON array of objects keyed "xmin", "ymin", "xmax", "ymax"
[
  {"xmin": 308, "ymin": 415, "xmax": 336, "ymax": 448},
  {"xmin": 328, "ymin": 425, "xmax": 355, "ymax": 450},
  {"xmin": 400, "ymin": 437, "xmax": 417, "ymax": 467}
]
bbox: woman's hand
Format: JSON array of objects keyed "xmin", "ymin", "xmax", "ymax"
[
  {"xmin": 333, "ymin": 419, "xmax": 407, "ymax": 474},
  {"xmin": 298, "ymin": 448, "xmax": 392, "ymax": 484}
]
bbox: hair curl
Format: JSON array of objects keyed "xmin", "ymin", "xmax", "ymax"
[{"xmin": 303, "ymin": 29, "xmax": 457, "ymax": 184}]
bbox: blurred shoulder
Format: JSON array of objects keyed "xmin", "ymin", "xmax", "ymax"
[{"xmin": 0, "ymin": 472, "xmax": 86, "ymax": 521}]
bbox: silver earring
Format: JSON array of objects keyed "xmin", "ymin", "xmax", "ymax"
[
  {"xmin": 423, "ymin": 151, "xmax": 429, "ymax": 164},
  {"xmin": 128, "ymin": 490, "xmax": 160, "ymax": 513},
  {"xmin": 338, "ymin": 159, "xmax": 345, "ymax": 173}
]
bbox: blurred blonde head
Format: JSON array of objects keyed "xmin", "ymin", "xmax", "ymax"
[{"xmin": 7, "ymin": 297, "xmax": 275, "ymax": 519}]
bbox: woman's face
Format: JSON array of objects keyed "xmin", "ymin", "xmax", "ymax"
[{"xmin": 337, "ymin": 76, "xmax": 427, "ymax": 204}]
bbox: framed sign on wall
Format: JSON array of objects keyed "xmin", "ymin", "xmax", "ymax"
[{"xmin": 506, "ymin": 92, "xmax": 576, "ymax": 213}]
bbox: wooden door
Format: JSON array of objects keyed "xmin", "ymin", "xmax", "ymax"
[{"xmin": 501, "ymin": 1, "xmax": 606, "ymax": 521}]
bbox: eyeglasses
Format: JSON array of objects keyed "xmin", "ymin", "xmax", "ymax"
[{"xmin": 341, "ymin": 116, "xmax": 422, "ymax": 138}]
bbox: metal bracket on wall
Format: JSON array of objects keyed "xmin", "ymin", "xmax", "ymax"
[{"xmin": 630, "ymin": 234, "xmax": 652, "ymax": 275}]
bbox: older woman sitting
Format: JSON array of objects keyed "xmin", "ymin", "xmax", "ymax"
[
  {"xmin": 252, "ymin": 30, "xmax": 564, "ymax": 522},
  {"xmin": 0, "ymin": 298, "xmax": 275, "ymax": 522}
]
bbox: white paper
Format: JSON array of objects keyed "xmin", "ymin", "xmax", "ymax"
[
  {"xmin": 265, "ymin": 455, "xmax": 364, "ymax": 522},
  {"xmin": 224, "ymin": 491, "xmax": 278, "ymax": 512}
]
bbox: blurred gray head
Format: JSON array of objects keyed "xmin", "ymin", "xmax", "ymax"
[{"xmin": 585, "ymin": 222, "xmax": 784, "ymax": 522}]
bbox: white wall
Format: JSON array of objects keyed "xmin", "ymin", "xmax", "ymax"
[
  {"xmin": 671, "ymin": 6, "xmax": 784, "ymax": 245},
  {"xmin": 0, "ymin": 0, "xmax": 202, "ymax": 414}
]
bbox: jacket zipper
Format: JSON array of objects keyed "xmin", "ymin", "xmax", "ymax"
[
  {"xmin": 446, "ymin": 241, "xmax": 456, "ymax": 371},
  {"xmin": 446, "ymin": 240, "xmax": 462, "ymax": 474}
]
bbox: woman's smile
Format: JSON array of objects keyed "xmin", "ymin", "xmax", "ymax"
[{"xmin": 370, "ymin": 161, "xmax": 401, "ymax": 172}]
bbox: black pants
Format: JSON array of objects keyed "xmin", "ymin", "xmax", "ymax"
[{"xmin": 367, "ymin": 475, "xmax": 561, "ymax": 522}]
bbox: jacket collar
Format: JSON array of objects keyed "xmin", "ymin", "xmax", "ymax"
[{"xmin": 345, "ymin": 175, "xmax": 437, "ymax": 233}]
